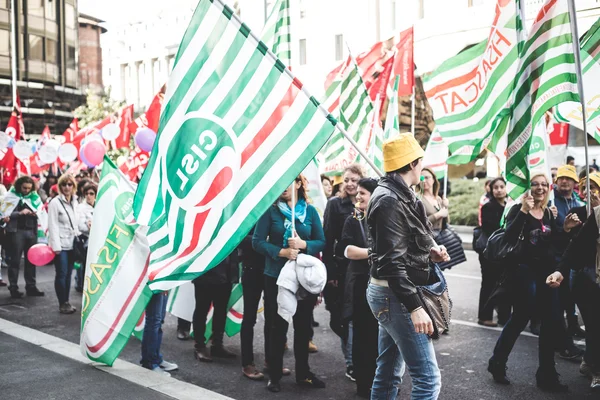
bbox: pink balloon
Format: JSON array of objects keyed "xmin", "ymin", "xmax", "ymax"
[
  {"xmin": 28, "ymin": 244, "xmax": 55, "ymax": 267},
  {"xmin": 83, "ymin": 140, "xmax": 107, "ymax": 167}
]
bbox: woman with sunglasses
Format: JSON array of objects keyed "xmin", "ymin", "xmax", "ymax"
[
  {"xmin": 488, "ymin": 173, "xmax": 568, "ymax": 392},
  {"xmin": 75, "ymin": 183, "xmax": 97, "ymax": 293},
  {"xmin": 48, "ymin": 174, "xmax": 80, "ymax": 314}
]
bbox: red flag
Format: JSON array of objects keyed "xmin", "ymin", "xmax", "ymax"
[
  {"xmin": 324, "ymin": 42, "xmax": 385, "ymax": 90},
  {"xmin": 70, "ymin": 117, "xmax": 111, "ymax": 150},
  {"xmin": 367, "ymin": 54, "xmax": 395, "ymax": 115},
  {"xmin": 112, "ymin": 104, "xmax": 134, "ymax": 150},
  {"xmin": 61, "ymin": 118, "xmax": 79, "ymax": 144},
  {"xmin": 119, "ymin": 146, "xmax": 149, "ymax": 182},
  {"xmin": 393, "ymin": 27, "xmax": 414, "ymax": 97},
  {"xmin": 0, "ymin": 94, "xmax": 25, "ymax": 183},
  {"xmin": 129, "ymin": 89, "xmax": 165, "ymax": 134}
]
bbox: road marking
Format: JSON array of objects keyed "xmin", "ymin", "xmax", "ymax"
[
  {"xmin": 444, "ymin": 273, "xmax": 481, "ymax": 281},
  {"xmin": 452, "ymin": 319, "xmax": 586, "ymax": 346},
  {"xmin": 0, "ymin": 317, "xmax": 233, "ymax": 400}
]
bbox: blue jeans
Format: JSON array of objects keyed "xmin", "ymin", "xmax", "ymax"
[
  {"xmin": 54, "ymin": 250, "xmax": 76, "ymax": 304},
  {"xmin": 491, "ymin": 263, "xmax": 562, "ymax": 370},
  {"xmin": 367, "ymin": 283, "xmax": 441, "ymax": 400},
  {"xmin": 342, "ymin": 321, "xmax": 354, "ymax": 367},
  {"xmin": 141, "ymin": 293, "xmax": 167, "ymax": 370}
]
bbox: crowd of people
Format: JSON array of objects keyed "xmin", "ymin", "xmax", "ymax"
[
  {"xmin": 4, "ymin": 145, "xmax": 600, "ymax": 398},
  {"xmin": 0, "ymin": 170, "xmax": 97, "ymax": 314},
  {"xmin": 476, "ymin": 160, "xmax": 600, "ymax": 392}
]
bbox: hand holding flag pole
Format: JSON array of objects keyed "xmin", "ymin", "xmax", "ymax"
[{"xmin": 567, "ymin": 0, "xmax": 591, "ymax": 214}]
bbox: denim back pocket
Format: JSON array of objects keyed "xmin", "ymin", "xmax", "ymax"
[{"xmin": 367, "ymin": 287, "xmax": 391, "ymax": 324}]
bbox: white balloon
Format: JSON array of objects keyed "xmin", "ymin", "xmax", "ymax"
[
  {"xmin": 0, "ymin": 131, "xmax": 10, "ymax": 149},
  {"xmin": 38, "ymin": 145, "xmax": 58, "ymax": 164},
  {"xmin": 13, "ymin": 141, "xmax": 33, "ymax": 160},
  {"xmin": 116, "ymin": 155, "xmax": 127, "ymax": 166},
  {"xmin": 44, "ymin": 139, "xmax": 61, "ymax": 150},
  {"xmin": 102, "ymin": 123, "xmax": 120, "ymax": 140},
  {"xmin": 58, "ymin": 143, "xmax": 78, "ymax": 163}
]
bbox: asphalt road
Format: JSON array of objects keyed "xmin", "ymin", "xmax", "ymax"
[{"xmin": 0, "ymin": 251, "xmax": 597, "ymax": 399}]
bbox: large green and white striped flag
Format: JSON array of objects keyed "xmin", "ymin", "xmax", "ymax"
[
  {"xmin": 261, "ymin": 0, "xmax": 291, "ymax": 65},
  {"xmin": 80, "ymin": 157, "xmax": 153, "ymax": 365},
  {"xmin": 383, "ymin": 75, "xmax": 401, "ymax": 140},
  {"xmin": 422, "ymin": 0, "xmax": 519, "ymax": 164},
  {"xmin": 555, "ymin": 18, "xmax": 600, "ymax": 142},
  {"xmin": 133, "ymin": 0, "xmax": 337, "ymax": 290},
  {"xmin": 321, "ymin": 56, "xmax": 373, "ymax": 175},
  {"xmin": 504, "ymin": 0, "xmax": 579, "ymax": 198}
]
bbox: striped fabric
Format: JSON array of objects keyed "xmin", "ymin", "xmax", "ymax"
[
  {"xmin": 320, "ymin": 56, "xmax": 373, "ymax": 175},
  {"xmin": 555, "ymin": 18, "xmax": 600, "ymax": 142},
  {"xmin": 80, "ymin": 158, "xmax": 153, "ymax": 365},
  {"xmin": 423, "ymin": 128, "xmax": 448, "ymax": 179},
  {"xmin": 505, "ymin": 0, "xmax": 579, "ymax": 198},
  {"xmin": 261, "ymin": 0, "xmax": 291, "ymax": 65},
  {"xmin": 367, "ymin": 94, "xmax": 384, "ymax": 174},
  {"xmin": 132, "ymin": 0, "xmax": 337, "ymax": 290},
  {"xmin": 383, "ymin": 75, "xmax": 401, "ymax": 140},
  {"xmin": 422, "ymin": 0, "xmax": 519, "ymax": 164}
]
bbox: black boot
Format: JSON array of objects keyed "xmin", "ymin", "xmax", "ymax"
[
  {"xmin": 536, "ymin": 368, "xmax": 568, "ymax": 393},
  {"xmin": 210, "ymin": 336, "xmax": 236, "ymax": 358},
  {"xmin": 488, "ymin": 359, "xmax": 510, "ymax": 384}
]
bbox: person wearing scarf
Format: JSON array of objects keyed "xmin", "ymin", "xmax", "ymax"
[
  {"xmin": 253, "ymin": 175, "xmax": 326, "ymax": 393},
  {"xmin": 3, "ymin": 176, "xmax": 44, "ymax": 298}
]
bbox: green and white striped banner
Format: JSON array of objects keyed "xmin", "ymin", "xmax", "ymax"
[
  {"xmin": 320, "ymin": 56, "xmax": 373, "ymax": 175},
  {"xmin": 132, "ymin": 0, "xmax": 337, "ymax": 290},
  {"xmin": 423, "ymin": 128, "xmax": 448, "ymax": 179},
  {"xmin": 383, "ymin": 75, "xmax": 401, "ymax": 140},
  {"xmin": 261, "ymin": 0, "xmax": 291, "ymax": 66},
  {"xmin": 422, "ymin": 0, "xmax": 519, "ymax": 164},
  {"xmin": 555, "ymin": 18, "xmax": 600, "ymax": 142},
  {"xmin": 505, "ymin": 0, "xmax": 579, "ymax": 199},
  {"xmin": 80, "ymin": 157, "xmax": 153, "ymax": 366},
  {"xmin": 367, "ymin": 94, "xmax": 384, "ymax": 174}
]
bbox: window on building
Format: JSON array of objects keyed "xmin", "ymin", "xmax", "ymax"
[
  {"xmin": 335, "ymin": 34, "xmax": 343, "ymax": 61},
  {"xmin": 66, "ymin": 45, "xmax": 76, "ymax": 69},
  {"xmin": 0, "ymin": 0, "xmax": 8, "ymax": 9},
  {"xmin": 299, "ymin": 39, "xmax": 307, "ymax": 65},
  {"xmin": 45, "ymin": 0, "xmax": 56, "ymax": 20},
  {"xmin": 46, "ymin": 38, "xmax": 56, "ymax": 63},
  {"xmin": 108, "ymin": 67, "xmax": 112, "ymax": 76},
  {"xmin": 0, "ymin": 29, "xmax": 8, "ymax": 57},
  {"xmin": 65, "ymin": 3, "xmax": 75, "ymax": 28},
  {"xmin": 28, "ymin": 34, "xmax": 44, "ymax": 61},
  {"xmin": 28, "ymin": 0, "xmax": 44, "ymax": 17},
  {"xmin": 299, "ymin": 0, "xmax": 306, "ymax": 18}
]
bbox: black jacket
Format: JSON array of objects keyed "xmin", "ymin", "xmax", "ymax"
[
  {"xmin": 558, "ymin": 206, "xmax": 596, "ymax": 275},
  {"xmin": 481, "ymin": 200, "xmax": 505, "ymax": 237},
  {"xmin": 323, "ymin": 195, "xmax": 355, "ymax": 280},
  {"xmin": 239, "ymin": 226, "xmax": 265, "ymax": 269},
  {"xmin": 367, "ymin": 174, "xmax": 436, "ymax": 311}
]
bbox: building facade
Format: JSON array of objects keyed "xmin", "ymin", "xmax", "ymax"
[
  {"xmin": 0, "ymin": 0, "xmax": 85, "ymax": 137},
  {"xmin": 78, "ymin": 12, "xmax": 105, "ymax": 93}
]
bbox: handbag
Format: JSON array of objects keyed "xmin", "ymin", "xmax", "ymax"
[
  {"xmin": 472, "ymin": 226, "xmax": 489, "ymax": 254},
  {"xmin": 417, "ymin": 263, "xmax": 452, "ymax": 339},
  {"xmin": 58, "ymin": 199, "xmax": 86, "ymax": 262},
  {"xmin": 434, "ymin": 221, "xmax": 467, "ymax": 270}
]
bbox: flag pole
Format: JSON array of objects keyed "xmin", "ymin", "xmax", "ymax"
[
  {"xmin": 567, "ymin": 0, "xmax": 591, "ymax": 214},
  {"xmin": 411, "ymin": 85, "xmax": 416, "ymax": 136},
  {"xmin": 443, "ymin": 165, "xmax": 449, "ymax": 199},
  {"xmin": 291, "ymin": 179, "xmax": 296, "ymax": 233},
  {"xmin": 336, "ymin": 123, "xmax": 384, "ymax": 177},
  {"xmin": 9, "ymin": 0, "xmax": 17, "ymax": 106}
]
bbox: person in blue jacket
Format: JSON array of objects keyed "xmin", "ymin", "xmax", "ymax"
[{"xmin": 253, "ymin": 174, "xmax": 326, "ymax": 393}]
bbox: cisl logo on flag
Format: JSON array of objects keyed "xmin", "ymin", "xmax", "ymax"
[{"xmin": 166, "ymin": 113, "xmax": 238, "ymax": 208}]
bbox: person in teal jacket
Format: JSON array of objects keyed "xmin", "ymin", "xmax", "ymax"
[{"xmin": 253, "ymin": 174, "xmax": 326, "ymax": 393}]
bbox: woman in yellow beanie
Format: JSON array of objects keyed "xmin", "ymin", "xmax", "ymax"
[{"xmin": 365, "ymin": 133, "xmax": 449, "ymax": 399}]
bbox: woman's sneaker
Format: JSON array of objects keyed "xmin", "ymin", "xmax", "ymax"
[
  {"xmin": 59, "ymin": 303, "xmax": 76, "ymax": 314},
  {"xmin": 297, "ymin": 373, "xmax": 326, "ymax": 389},
  {"xmin": 591, "ymin": 374, "xmax": 600, "ymax": 391}
]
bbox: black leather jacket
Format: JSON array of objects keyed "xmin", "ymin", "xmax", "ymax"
[{"xmin": 367, "ymin": 174, "xmax": 436, "ymax": 311}]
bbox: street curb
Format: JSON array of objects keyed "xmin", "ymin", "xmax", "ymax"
[{"xmin": 0, "ymin": 317, "xmax": 234, "ymax": 400}]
